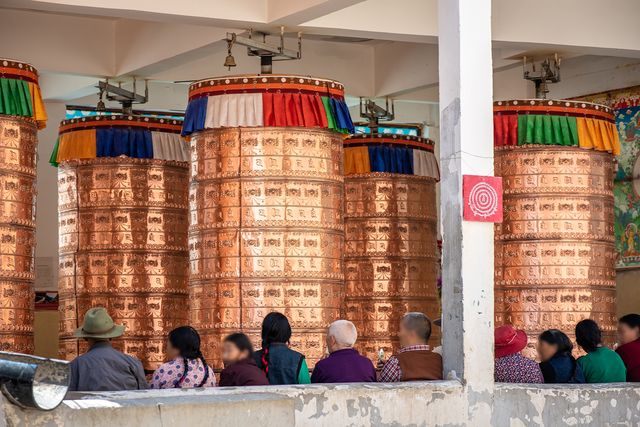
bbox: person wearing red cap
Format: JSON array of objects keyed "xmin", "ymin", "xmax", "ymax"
[{"xmin": 494, "ymin": 325, "xmax": 543, "ymax": 383}]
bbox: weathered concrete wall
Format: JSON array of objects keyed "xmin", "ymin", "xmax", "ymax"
[
  {"xmin": 4, "ymin": 382, "xmax": 640, "ymax": 427},
  {"xmin": 493, "ymin": 383, "xmax": 640, "ymax": 427}
]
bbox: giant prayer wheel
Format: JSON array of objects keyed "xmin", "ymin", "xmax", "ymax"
[
  {"xmin": 183, "ymin": 74, "xmax": 354, "ymax": 368},
  {"xmin": 343, "ymin": 134, "xmax": 441, "ymax": 362},
  {"xmin": 54, "ymin": 115, "xmax": 190, "ymax": 370},
  {"xmin": 0, "ymin": 59, "xmax": 47, "ymax": 354},
  {"xmin": 494, "ymin": 99, "xmax": 620, "ymax": 356}
]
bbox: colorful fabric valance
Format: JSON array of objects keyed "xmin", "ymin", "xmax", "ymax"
[
  {"xmin": 494, "ymin": 99, "xmax": 620, "ymax": 155},
  {"xmin": 0, "ymin": 59, "xmax": 47, "ymax": 128},
  {"xmin": 344, "ymin": 134, "xmax": 440, "ymax": 180},
  {"xmin": 50, "ymin": 116, "xmax": 188, "ymax": 166},
  {"xmin": 182, "ymin": 75, "xmax": 354, "ymax": 136}
]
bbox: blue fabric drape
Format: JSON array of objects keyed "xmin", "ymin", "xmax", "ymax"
[
  {"xmin": 367, "ymin": 145, "xmax": 414, "ymax": 174},
  {"xmin": 181, "ymin": 96, "xmax": 208, "ymax": 136},
  {"xmin": 96, "ymin": 128, "xmax": 153, "ymax": 158},
  {"xmin": 330, "ymin": 97, "xmax": 355, "ymax": 134}
]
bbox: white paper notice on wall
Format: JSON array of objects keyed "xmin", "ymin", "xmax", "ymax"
[{"xmin": 35, "ymin": 256, "xmax": 56, "ymax": 291}]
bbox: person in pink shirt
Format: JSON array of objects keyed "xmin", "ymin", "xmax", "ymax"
[{"xmin": 150, "ymin": 326, "xmax": 216, "ymax": 389}]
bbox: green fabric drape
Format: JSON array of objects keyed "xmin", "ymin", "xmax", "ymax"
[
  {"xmin": 49, "ymin": 138, "xmax": 60, "ymax": 167},
  {"xmin": 0, "ymin": 78, "xmax": 34, "ymax": 117},
  {"xmin": 517, "ymin": 114, "xmax": 578, "ymax": 147},
  {"xmin": 321, "ymin": 96, "xmax": 338, "ymax": 131}
]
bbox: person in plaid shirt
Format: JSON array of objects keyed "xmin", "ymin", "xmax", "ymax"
[{"xmin": 379, "ymin": 313, "xmax": 443, "ymax": 382}]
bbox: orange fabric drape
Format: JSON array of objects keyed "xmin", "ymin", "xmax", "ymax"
[
  {"xmin": 56, "ymin": 129, "xmax": 97, "ymax": 163},
  {"xmin": 344, "ymin": 146, "xmax": 371, "ymax": 175},
  {"xmin": 27, "ymin": 82, "xmax": 47, "ymax": 129},
  {"xmin": 576, "ymin": 117, "xmax": 621, "ymax": 155}
]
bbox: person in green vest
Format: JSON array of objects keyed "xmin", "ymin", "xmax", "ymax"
[{"xmin": 575, "ymin": 319, "xmax": 626, "ymax": 383}]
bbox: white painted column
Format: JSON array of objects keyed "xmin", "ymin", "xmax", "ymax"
[{"xmin": 438, "ymin": 0, "xmax": 495, "ymax": 422}]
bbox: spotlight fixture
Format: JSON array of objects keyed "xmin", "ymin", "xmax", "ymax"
[
  {"xmin": 0, "ymin": 352, "xmax": 70, "ymax": 411},
  {"xmin": 223, "ymin": 27, "xmax": 302, "ymax": 74},
  {"xmin": 359, "ymin": 98, "xmax": 395, "ymax": 133},
  {"xmin": 523, "ymin": 54, "xmax": 561, "ymax": 99}
]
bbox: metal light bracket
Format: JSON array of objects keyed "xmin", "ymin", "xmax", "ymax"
[
  {"xmin": 359, "ymin": 98, "xmax": 395, "ymax": 133},
  {"xmin": 96, "ymin": 78, "xmax": 149, "ymax": 115},
  {"xmin": 523, "ymin": 54, "xmax": 561, "ymax": 99},
  {"xmin": 224, "ymin": 27, "xmax": 302, "ymax": 74},
  {"xmin": 0, "ymin": 352, "xmax": 70, "ymax": 411}
]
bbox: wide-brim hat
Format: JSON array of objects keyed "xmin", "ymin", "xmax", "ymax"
[
  {"xmin": 74, "ymin": 307, "xmax": 125, "ymax": 339},
  {"xmin": 495, "ymin": 325, "xmax": 527, "ymax": 358}
]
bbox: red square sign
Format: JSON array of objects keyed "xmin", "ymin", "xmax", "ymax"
[{"xmin": 463, "ymin": 175, "xmax": 503, "ymax": 223}]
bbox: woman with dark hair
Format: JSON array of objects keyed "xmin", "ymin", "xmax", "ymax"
[
  {"xmin": 575, "ymin": 319, "xmax": 626, "ymax": 383},
  {"xmin": 537, "ymin": 329, "xmax": 584, "ymax": 383},
  {"xmin": 253, "ymin": 312, "xmax": 311, "ymax": 385},
  {"xmin": 150, "ymin": 326, "xmax": 216, "ymax": 389},
  {"xmin": 219, "ymin": 333, "xmax": 269, "ymax": 386},
  {"xmin": 616, "ymin": 313, "xmax": 640, "ymax": 382}
]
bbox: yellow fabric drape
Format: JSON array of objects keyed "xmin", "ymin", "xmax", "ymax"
[
  {"xmin": 27, "ymin": 82, "xmax": 47, "ymax": 129},
  {"xmin": 344, "ymin": 146, "xmax": 371, "ymax": 175},
  {"xmin": 576, "ymin": 117, "xmax": 621, "ymax": 155},
  {"xmin": 56, "ymin": 129, "xmax": 97, "ymax": 163}
]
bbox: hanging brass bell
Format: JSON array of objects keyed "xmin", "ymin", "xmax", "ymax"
[{"xmin": 224, "ymin": 53, "xmax": 236, "ymax": 69}]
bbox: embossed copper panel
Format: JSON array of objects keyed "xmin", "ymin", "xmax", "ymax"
[
  {"xmin": 495, "ymin": 145, "xmax": 616, "ymax": 357},
  {"xmin": 0, "ymin": 116, "xmax": 37, "ymax": 353},
  {"xmin": 344, "ymin": 173, "xmax": 439, "ymax": 362},
  {"xmin": 57, "ymin": 158, "xmax": 189, "ymax": 370},
  {"xmin": 189, "ymin": 127, "xmax": 344, "ymax": 368}
]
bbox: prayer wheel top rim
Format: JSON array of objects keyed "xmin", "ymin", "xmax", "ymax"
[
  {"xmin": 0, "ymin": 58, "xmax": 39, "ymax": 81},
  {"xmin": 59, "ymin": 114, "xmax": 183, "ymax": 136},
  {"xmin": 188, "ymin": 74, "xmax": 346, "ymax": 100},
  {"xmin": 344, "ymin": 133, "xmax": 435, "ymax": 152},
  {"xmin": 494, "ymin": 98, "xmax": 615, "ymax": 119}
]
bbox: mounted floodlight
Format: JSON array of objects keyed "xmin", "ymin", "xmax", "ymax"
[
  {"xmin": 224, "ymin": 27, "xmax": 302, "ymax": 74},
  {"xmin": 359, "ymin": 98, "xmax": 395, "ymax": 133},
  {"xmin": 0, "ymin": 352, "xmax": 70, "ymax": 411},
  {"xmin": 523, "ymin": 54, "xmax": 561, "ymax": 99}
]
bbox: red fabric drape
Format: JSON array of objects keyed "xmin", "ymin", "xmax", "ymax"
[
  {"xmin": 263, "ymin": 92, "xmax": 328, "ymax": 128},
  {"xmin": 494, "ymin": 113, "xmax": 518, "ymax": 147}
]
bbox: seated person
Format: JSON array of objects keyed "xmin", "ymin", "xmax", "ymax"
[
  {"xmin": 69, "ymin": 307, "xmax": 147, "ymax": 392},
  {"xmin": 311, "ymin": 320, "xmax": 376, "ymax": 383},
  {"xmin": 576, "ymin": 319, "xmax": 626, "ymax": 383},
  {"xmin": 150, "ymin": 326, "xmax": 216, "ymax": 389},
  {"xmin": 379, "ymin": 312, "xmax": 443, "ymax": 382},
  {"xmin": 219, "ymin": 333, "xmax": 269, "ymax": 387},
  {"xmin": 616, "ymin": 314, "xmax": 640, "ymax": 382},
  {"xmin": 537, "ymin": 329, "xmax": 584, "ymax": 383},
  {"xmin": 253, "ymin": 312, "xmax": 311, "ymax": 385},
  {"xmin": 494, "ymin": 325, "xmax": 543, "ymax": 383}
]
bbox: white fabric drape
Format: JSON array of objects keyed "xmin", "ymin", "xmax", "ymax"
[
  {"xmin": 204, "ymin": 93, "xmax": 263, "ymax": 128},
  {"xmin": 151, "ymin": 132, "xmax": 190, "ymax": 162},
  {"xmin": 413, "ymin": 149, "xmax": 440, "ymax": 180}
]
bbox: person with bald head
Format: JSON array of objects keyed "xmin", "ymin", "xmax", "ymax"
[{"xmin": 310, "ymin": 320, "xmax": 376, "ymax": 383}]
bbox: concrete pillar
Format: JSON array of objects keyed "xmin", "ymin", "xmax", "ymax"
[{"xmin": 438, "ymin": 0, "xmax": 495, "ymax": 423}]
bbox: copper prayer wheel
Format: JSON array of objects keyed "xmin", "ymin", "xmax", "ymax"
[
  {"xmin": 494, "ymin": 99, "xmax": 618, "ymax": 357},
  {"xmin": 342, "ymin": 134, "xmax": 440, "ymax": 362},
  {"xmin": 185, "ymin": 75, "xmax": 353, "ymax": 368},
  {"xmin": 56, "ymin": 116, "xmax": 190, "ymax": 370},
  {"xmin": 0, "ymin": 59, "xmax": 47, "ymax": 354}
]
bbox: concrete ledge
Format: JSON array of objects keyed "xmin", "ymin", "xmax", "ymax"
[
  {"xmin": 4, "ymin": 381, "xmax": 640, "ymax": 426},
  {"xmin": 493, "ymin": 383, "xmax": 640, "ymax": 427},
  {"xmin": 3, "ymin": 391, "xmax": 294, "ymax": 427}
]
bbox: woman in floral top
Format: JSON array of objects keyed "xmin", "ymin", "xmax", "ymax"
[
  {"xmin": 150, "ymin": 326, "xmax": 216, "ymax": 389},
  {"xmin": 494, "ymin": 325, "xmax": 543, "ymax": 383}
]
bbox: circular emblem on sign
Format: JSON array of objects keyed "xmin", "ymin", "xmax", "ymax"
[{"xmin": 468, "ymin": 182, "xmax": 499, "ymax": 217}]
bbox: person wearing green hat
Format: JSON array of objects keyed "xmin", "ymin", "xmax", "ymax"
[{"xmin": 69, "ymin": 307, "xmax": 148, "ymax": 392}]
